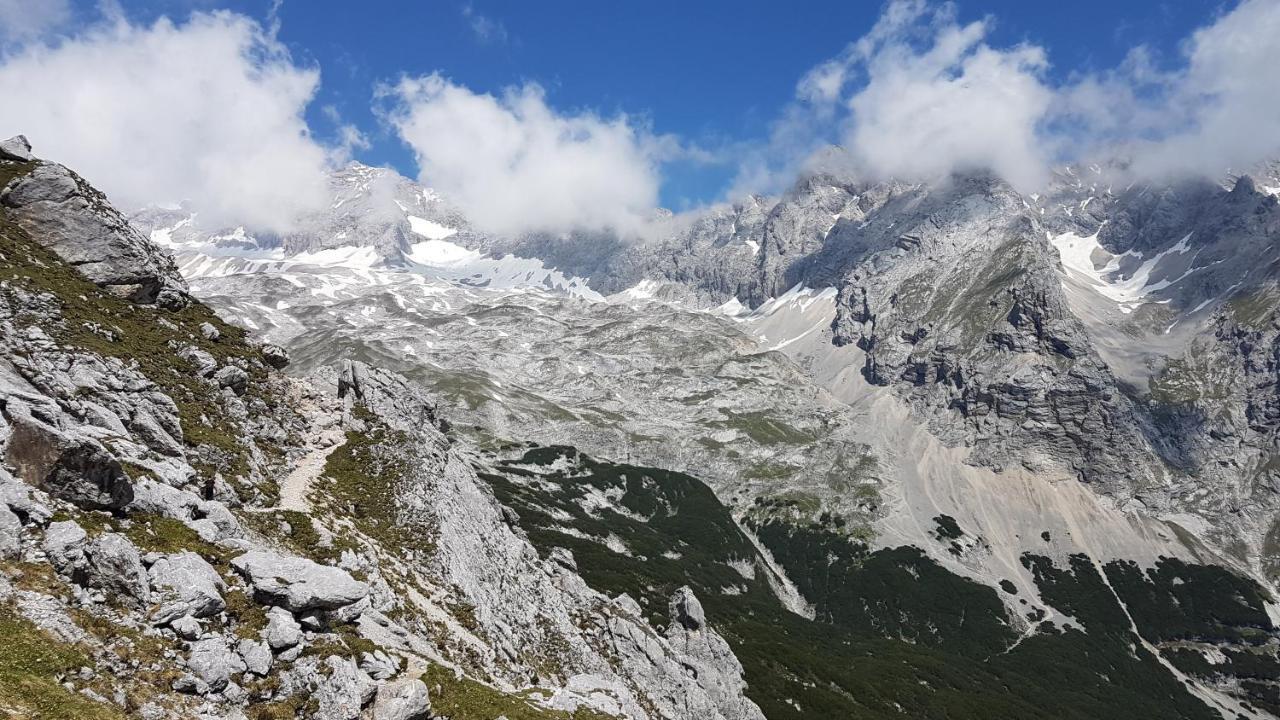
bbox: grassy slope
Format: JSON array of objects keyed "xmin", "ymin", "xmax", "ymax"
[{"xmin": 476, "ymin": 445, "xmax": 1280, "ymax": 720}]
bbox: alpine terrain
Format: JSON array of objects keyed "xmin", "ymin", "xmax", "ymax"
[{"xmin": 4, "ymin": 32, "xmax": 1280, "ymax": 720}]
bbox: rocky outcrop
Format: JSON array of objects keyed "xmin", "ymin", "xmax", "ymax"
[
  {"xmin": 0, "ymin": 145, "xmax": 771, "ymax": 720},
  {"xmin": 1, "ymin": 150, "xmax": 187, "ymax": 304},
  {"xmin": 0, "ymin": 134, "xmax": 32, "ymax": 162},
  {"xmin": 371, "ymin": 678, "xmax": 430, "ymax": 720},
  {"xmin": 2, "ymin": 404, "xmax": 134, "ymax": 510},
  {"xmin": 230, "ymin": 550, "xmax": 369, "ymax": 613}
]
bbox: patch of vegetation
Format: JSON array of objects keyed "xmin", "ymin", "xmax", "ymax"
[
  {"xmin": 1103, "ymin": 557, "xmax": 1274, "ymax": 644},
  {"xmin": 120, "ymin": 514, "xmax": 232, "ymax": 566},
  {"xmin": 709, "ymin": 409, "xmax": 816, "ymax": 445},
  {"xmin": 0, "ymin": 604, "xmax": 127, "ymax": 720},
  {"xmin": 933, "ymin": 514, "xmax": 964, "ymax": 540},
  {"xmin": 224, "ymin": 589, "xmax": 270, "ymax": 640},
  {"xmin": 421, "ymin": 664, "xmax": 617, "ymax": 720},
  {"xmin": 1147, "ymin": 354, "xmax": 1235, "ymax": 406},
  {"xmin": 1226, "ymin": 286, "xmax": 1280, "ymax": 329},
  {"xmin": 480, "ymin": 445, "xmax": 1225, "ymax": 720},
  {"xmin": 312, "ymin": 412, "xmax": 435, "ymax": 556}
]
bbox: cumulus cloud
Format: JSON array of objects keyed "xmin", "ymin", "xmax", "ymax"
[
  {"xmin": 0, "ymin": 11, "xmax": 332, "ymax": 232},
  {"xmin": 740, "ymin": 0, "xmax": 1280, "ymax": 196},
  {"xmin": 383, "ymin": 74, "xmax": 675, "ymax": 235},
  {"xmin": 842, "ymin": 1, "xmax": 1052, "ymax": 191},
  {"xmin": 0, "ymin": 0, "xmax": 70, "ymax": 44},
  {"xmin": 1118, "ymin": 0, "xmax": 1280, "ymax": 179}
]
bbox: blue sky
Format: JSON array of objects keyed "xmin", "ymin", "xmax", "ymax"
[
  {"xmin": 3, "ymin": 0, "xmax": 1272, "ymax": 235},
  {"xmin": 97, "ymin": 0, "xmax": 1223, "ymax": 208}
]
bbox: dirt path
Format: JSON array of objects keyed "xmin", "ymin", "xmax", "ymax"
[{"xmin": 276, "ymin": 428, "xmax": 346, "ymax": 514}]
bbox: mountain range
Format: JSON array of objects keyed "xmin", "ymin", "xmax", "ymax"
[{"xmin": 2, "ymin": 130, "xmax": 1280, "ymax": 719}]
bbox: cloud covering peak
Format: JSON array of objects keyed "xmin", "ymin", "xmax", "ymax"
[
  {"xmin": 383, "ymin": 74, "xmax": 675, "ymax": 236},
  {"xmin": 740, "ymin": 0, "xmax": 1280, "ymax": 196},
  {"xmin": 0, "ymin": 11, "xmax": 333, "ymax": 232}
]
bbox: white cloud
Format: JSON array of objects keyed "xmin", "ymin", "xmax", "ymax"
[
  {"xmin": 0, "ymin": 11, "xmax": 332, "ymax": 232},
  {"xmin": 461, "ymin": 4, "xmax": 507, "ymax": 45},
  {"xmin": 841, "ymin": 2, "xmax": 1052, "ymax": 191},
  {"xmin": 741, "ymin": 0, "xmax": 1280, "ymax": 197},
  {"xmin": 1121, "ymin": 0, "xmax": 1280, "ymax": 179},
  {"xmin": 0, "ymin": 0, "xmax": 70, "ymax": 44},
  {"xmin": 383, "ymin": 74, "xmax": 672, "ymax": 235}
]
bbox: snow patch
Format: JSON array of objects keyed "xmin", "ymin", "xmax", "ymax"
[{"xmin": 406, "ymin": 215, "xmax": 458, "ymax": 240}]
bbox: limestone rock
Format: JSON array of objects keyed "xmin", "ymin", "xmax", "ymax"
[
  {"xmin": 84, "ymin": 533, "xmax": 150, "ymax": 606},
  {"xmin": 230, "ymin": 550, "xmax": 368, "ymax": 613},
  {"xmin": 371, "ymin": 678, "xmax": 430, "ymax": 720},
  {"xmin": 313, "ymin": 655, "xmax": 377, "ymax": 720},
  {"xmin": 2, "ymin": 408, "xmax": 133, "ymax": 510},
  {"xmin": 0, "ymin": 161, "xmax": 186, "ymax": 303},
  {"xmin": 214, "ymin": 365, "xmax": 249, "ymax": 396},
  {"xmin": 236, "ymin": 638, "xmax": 272, "ymax": 676},
  {"xmin": 0, "ymin": 504, "xmax": 21, "ymax": 559},
  {"xmin": 260, "ymin": 343, "xmax": 290, "ymax": 369},
  {"xmin": 262, "ymin": 606, "xmax": 303, "ymax": 650},
  {"xmin": 42, "ymin": 520, "xmax": 88, "ymax": 576},
  {"xmin": 0, "ymin": 134, "xmax": 33, "ymax": 161},
  {"xmin": 186, "ymin": 636, "xmax": 246, "ymax": 693},
  {"xmin": 178, "ymin": 346, "xmax": 218, "ymax": 377},
  {"xmin": 171, "ymin": 615, "xmax": 202, "ymax": 640},
  {"xmin": 149, "ymin": 552, "xmax": 226, "ymax": 623}
]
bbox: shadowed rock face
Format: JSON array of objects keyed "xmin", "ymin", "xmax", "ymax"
[
  {"xmin": 1, "ymin": 153, "xmax": 187, "ymax": 304},
  {"xmin": 2, "ymin": 406, "xmax": 133, "ymax": 511}
]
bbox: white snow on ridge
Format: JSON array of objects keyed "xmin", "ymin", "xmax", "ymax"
[
  {"xmin": 407, "ymin": 239, "xmax": 480, "ymax": 266},
  {"xmin": 1051, "ymin": 229, "xmax": 1200, "ymax": 314},
  {"xmin": 406, "ymin": 215, "xmax": 458, "ymax": 240}
]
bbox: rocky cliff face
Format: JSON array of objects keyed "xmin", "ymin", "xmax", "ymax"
[{"xmin": 0, "ymin": 142, "xmax": 765, "ymax": 719}]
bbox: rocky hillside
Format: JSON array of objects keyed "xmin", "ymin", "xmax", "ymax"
[{"xmin": 0, "ymin": 138, "xmax": 769, "ymax": 719}]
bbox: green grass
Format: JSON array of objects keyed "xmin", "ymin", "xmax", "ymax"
[
  {"xmin": 0, "ymin": 605, "xmax": 127, "ymax": 720},
  {"xmin": 311, "ymin": 412, "xmax": 436, "ymax": 557},
  {"xmin": 477, "ymin": 445, "xmax": 1239, "ymax": 720},
  {"xmin": 422, "ymin": 664, "xmax": 617, "ymax": 720}
]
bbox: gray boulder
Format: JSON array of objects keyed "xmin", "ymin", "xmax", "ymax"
[
  {"xmin": 43, "ymin": 520, "xmax": 88, "ymax": 575},
  {"xmin": 149, "ymin": 551, "xmax": 226, "ymax": 623},
  {"xmin": 199, "ymin": 322, "xmax": 221, "ymax": 342},
  {"xmin": 177, "ymin": 346, "xmax": 218, "ymax": 377},
  {"xmin": 371, "ymin": 679, "xmax": 431, "ymax": 720},
  {"xmin": 46, "ymin": 526, "xmax": 148, "ymax": 606},
  {"xmin": 3, "ymin": 408, "xmax": 133, "ymax": 510},
  {"xmin": 170, "ymin": 615, "xmax": 202, "ymax": 640},
  {"xmin": 186, "ymin": 636, "xmax": 246, "ymax": 693},
  {"xmin": 236, "ymin": 638, "xmax": 272, "ymax": 676},
  {"xmin": 359, "ymin": 650, "xmax": 400, "ymax": 680},
  {"xmin": 313, "ymin": 655, "xmax": 377, "ymax": 720},
  {"xmin": 0, "ymin": 504, "xmax": 21, "ymax": 559},
  {"xmin": 669, "ymin": 585, "xmax": 706, "ymax": 631},
  {"xmin": 214, "ymin": 366, "xmax": 249, "ymax": 396},
  {"xmin": 260, "ymin": 343, "xmax": 290, "ymax": 369},
  {"xmin": 84, "ymin": 533, "xmax": 150, "ymax": 606},
  {"xmin": 230, "ymin": 550, "xmax": 368, "ymax": 613},
  {"xmin": 262, "ymin": 606, "xmax": 303, "ymax": 651},
  {"xmin": 0, "ymin": 161, "xmax": 187, "ymax": 303},
  {"xmin": 0, "ymin": 467, "xmax": 52, "ymax": 524},
  {"xmin": 0, "ymin": 134, "xmax": 33, "ymax": 161}
]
